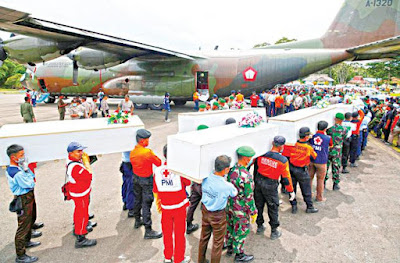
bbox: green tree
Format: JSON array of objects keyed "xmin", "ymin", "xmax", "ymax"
[
  {"xmin": 0, "ymin": 59, "xmax": 26, "ymax": 88},
  {"xmin": 253, "ymin": 42, "xmax": 271, "ymax": 48},
  {"xmin": 275, "ymin": 37, "xmax": 297, "ymax": 45},
  {"xmin": 366, "ymin": 59, "xmax": 400, "ymax": 81}
]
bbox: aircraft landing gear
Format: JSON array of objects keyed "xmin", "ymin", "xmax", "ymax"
[
  {"xmin": 44, "ymin": 96, "xmax": 55, "ymax": 104},
  {"xmin": 148, "ymin": 104, "xmax": 163, "ymax": 110},
  {"xmin": 134, "ymin": 103, "xmax": 148, "ymax": 109},
  {"xmin": 173, "ymin": 100, "xmax": 186, "ymax": 106}
]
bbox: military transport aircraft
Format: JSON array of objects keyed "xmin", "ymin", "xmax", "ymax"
[{"xmin": 0, "ymin": 0, "xmax": 399, "ymax": 109}]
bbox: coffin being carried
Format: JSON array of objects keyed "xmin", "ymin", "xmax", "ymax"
[
  {"xmin": 178, "ymin": 108, "xmax": 267, "ymax": 133},
  {"xmin": 0, "ymin": 116, "xmax": 144, "ymax": 166},
  {"xmin": 168, "ymin": 123, "xmax": 279, "ymax": 182},
  {"xmin": 268, "ymin": 103, "xmax": 357, "ymax": 144}
]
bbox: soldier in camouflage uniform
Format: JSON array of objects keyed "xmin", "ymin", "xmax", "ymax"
[
  {"xmin": 225, "ymin": 146, "xmax": 257, "ymax": 263},
  {"xmin": 326, "ymin": 113, "xmax": 347, "ymax": 190}
]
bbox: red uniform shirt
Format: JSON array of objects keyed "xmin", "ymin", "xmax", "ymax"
[
  {"xmin": 283, "ymin": 141, "xmax": 317, "ymax": 167},
  {"xmin": 256, "ymin": 151, "xmax": 294, "ymax": 192},
  {"xmin": 130, "ymin": 144, "xmax": 162, "ymax": 177},
  {"xmin": 250, "ymin": 95, "xmax": 259, "ymax": 107},
  {"xmin": 153, "ymin": 162, "xmax": 191, "ymax": 210}
]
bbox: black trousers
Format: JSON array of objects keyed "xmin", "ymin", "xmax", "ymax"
[
  {"xmin": 289, "ymin": 164, "xmax": 313, "ymax": 208},
  {"xmin": 342, "ymin": 138, "xmax": 351, "ymax": 168},
  {"xmin": 187, "ymin": 182, "xmax": 202, "ymax": 224},
  {"xmin": 349, "ymin": 135, "xmax": 359, "ymax": 164},
  {"xmin": 254, "ymin": 176, "xmax": 280, "ymax": 230},
  {"xmin": 383, "ymin": 128, "xmax": 391, "ymax": 142},
  {"xmin": 132, "ymin": 174, "xmax": 153, "ymax": 229}
]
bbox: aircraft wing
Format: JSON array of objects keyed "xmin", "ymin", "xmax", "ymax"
[
  {"xmin": 347, "ymin": 36, "xmax": 400, "ymax": 60},
  {"xmin": 0, "ymin": 6, "xmax": 205, "ymax": 61}
]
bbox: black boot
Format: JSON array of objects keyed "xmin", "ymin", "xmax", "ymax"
[
  {"xmin": 128, "ymin": 210, "xmax": 135, "ymax": 218},
  {"xmin": 75, "ymin": 235, "xmax": 97, "ymax": 248},
  {"xmin": 88, "ymin": 213, "xmax": 95, "ymax": 220},
  {"xmin": 226, "ymin": 245, "xmax": 233, "ymax": 256},
  {"xmin": 270, "ymin": 228, "xmax": 282, "ymax": 240},
  {"xmin": 123, "ymin": 203, "xmax": 127, "ymax": 211},
  {"xmin": 333, "ymin": 183, "xmax": 340, "ymax": 191},
  {"xmin": 15, "ymin": 254, "xmax": 38, "ymax": 263},
  {"xmin": 31, "ymin": 230, "xmax": 42, "ymax": 238},
  {"xmin": 25, "ymin": 241, "xmax": 41, "ymax": 248},
  {"xmin": 291, "ymin": 205, "xmax": 298, "ymax": 214},
  {"xmin": 256, "ymin": 224, "xmax": 265, "ymax": 235},
  {"xmin": 134, "ymin": 218, "xmax": 144, "ymax": 229},
  {"xmin": 186, "ymin": 222, "xmax": 199, "ymax": 234},
  {"xmin": 144, "ymin": 228, "xmax": 162, "ymax": 239},
  {"xmin": 234, "ymin": 253, "xmax": 254, "ymax": 263},
  {"xmin": 342, "ymin": 168, "xmax": 350, "ymax": 174},
  {"xmin": 306, "ymin": 206, "xmax": 319, "ymax": 213},
  {"xmin": 32, "ymin": 222, "xmax": 44, "ymax": 230},
  {"xmin": 88, "ymin": 221, "xmax": 97, "ymax": 228}
]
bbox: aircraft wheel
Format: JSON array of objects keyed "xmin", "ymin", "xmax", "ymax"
[
  {"xmin": 45, "ymin": 96, "xmax": 55, "ymax": 104},
  {"xmin": 173, "ymin": 100, "xmax": 187, "ymax": 106},
  {"xmin": 134, "ymin": 103, "xmax": 148, "ymax": 109},
  {"xmin": 149, "ymin": 104, "xmax": 163, "ymax": 110}
]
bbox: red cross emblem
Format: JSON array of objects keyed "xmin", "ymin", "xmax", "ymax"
[
  {"xmin": 243, "ymin": 67, "xmax": 258, "ymax": 82},
  {"xmin": 162, "ymin": 169, "xmax": 170, "ymax": 178},
  {"xmin": 314, "ymin": 136, "xmax": 323, "ymax": 146}
]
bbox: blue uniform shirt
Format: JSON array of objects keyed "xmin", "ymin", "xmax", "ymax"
[
  {"xmin": 6, "ymin": 165, "xmax": 35, "ymax": 196},
  {"xmin": 163, "ymin": 97, "xmax": 171, "ymax": 111},
  {"xmin": 310, "ymin": 132, "xmax": 331, "ymax": 164},
  {"xmin": 122, "ymin": 151, "xmax": 131, "ymax": 162},
  {"xmin": 201, "ymin": 173, "xmax": 237, "ymax": 211}
]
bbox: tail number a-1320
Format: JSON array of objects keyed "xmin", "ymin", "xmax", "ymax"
[{"xmin": 366, "ymin": 0, "xmax": 393, "ymax": 7}]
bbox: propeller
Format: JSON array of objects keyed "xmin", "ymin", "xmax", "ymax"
[
  {"xmin": 67, "ymin": 52, "xmax": 79, "ymax": 85},
  {"xmin": 0, "ymin": 38, "xmax": 8, "ymax": 67}
]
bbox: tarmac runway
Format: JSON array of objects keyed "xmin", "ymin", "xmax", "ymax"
[{"xmin": 1, "ymin": 94, "xmax": 400, "ymax": 263}]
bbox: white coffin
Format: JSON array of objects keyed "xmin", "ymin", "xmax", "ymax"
[
  {"xmin": 0, "ymin": 116, "xmax": 144, "ymax": 165},
  {"xmin": 178, "ymin": 108, "xmax": 267, "ymax": 133},
  {"xmin": 268, "ymin": 104, "xmax": 356, "ymax": 144},
  {"xmin": 168, "ymin": 123, "xmax": 279, "ymax": 183}
]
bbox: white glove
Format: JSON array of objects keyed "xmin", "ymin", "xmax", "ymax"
[
  {"xmin": 20, "ymin": 161, "xmax": 29, "ymax": 172},
  {"xmin": 289, "ymin": 192, "xmax": 296, "ymax": 201}
]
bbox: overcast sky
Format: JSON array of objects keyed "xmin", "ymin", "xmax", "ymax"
[{"xmin": 0, "ymin": 0, "xmax": 344, "ymax": 51}]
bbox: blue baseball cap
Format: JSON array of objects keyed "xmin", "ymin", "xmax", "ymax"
[
  {"xmin": 213, "ymin": 94, "xmax": 218, "ymax": 98},
  {"xmin": 67, "ymin": 142, "xmax": 87, "ymax": 152}
]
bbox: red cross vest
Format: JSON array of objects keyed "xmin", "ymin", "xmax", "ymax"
[{"xmin": 153, "ymin": 162, "xmax": 191, "ymax": 210}]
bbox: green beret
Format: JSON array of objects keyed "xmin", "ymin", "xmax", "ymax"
[
  {"xmin": 236, "ymin": 146, "xmax": 256, "ymax": 157},
  {"xmin": 213, "ymin": 102, "xmax": 219, "ymax": 106},
  {"xmin": 229, "ymin": 96, "xmax": 235, "ymax": 100},
  {"xmin": 219, "ymin": 99, "xmax": 226, "ymax": 103},
  {"xmin": 335, "ymin": 113, "xmax": 345, "ymax": 120},
  {"xmin": 197, "ymin": 124, "xmax": 209, "ymax": 130},
  {"xmin": 199, "ymin": 104, "xmax": 206, "ymax": 109}
]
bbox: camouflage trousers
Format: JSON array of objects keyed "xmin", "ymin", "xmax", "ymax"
[
  {"xmin": 326, "ymin": 156, "xmax": 341, "ymax": 184},
  {"xmin": 225, "ymin": 211, "xmax": 250, "ymax": 254}
]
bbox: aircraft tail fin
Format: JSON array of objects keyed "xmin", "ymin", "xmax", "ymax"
[{"xmin": 321, "ymin": 0, "xmax": 400, "ymax": 48}]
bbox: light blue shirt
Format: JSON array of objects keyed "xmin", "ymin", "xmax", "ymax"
[
  {"xmin": 122, "ymin": 151, "xmax": 131, "ymax": 162},
  {"xmin": 6, "ymin": 165, "xmax": 35, "ymax": 196},
  {"xmin": 201, "ymin": 173, "xmax": 237, "ymax": 212}
]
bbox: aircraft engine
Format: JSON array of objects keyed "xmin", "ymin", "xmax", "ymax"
[
  {"xmin": 0, "ymin": 38, "xmax": 7, "ymax": 66},
  {"xmin": 67, "ymin": 48, "xmax": 129, "ymax": 85},
  {"xmin": 3, "ymin": 36, "xmax": 78, "ymax": 65}
]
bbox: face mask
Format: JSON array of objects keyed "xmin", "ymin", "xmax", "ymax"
[
  {"xmin": 16, "ymin": 157, "xmax": 25, "ymax": 164},
  {"xmin": 72, "ymin": 103, "xmax": 77, "ymax": 107}
]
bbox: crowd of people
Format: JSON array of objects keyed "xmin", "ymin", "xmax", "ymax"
[{"xmin": 9, "ymin": 86, "xmax": 400, "ymax": 263}]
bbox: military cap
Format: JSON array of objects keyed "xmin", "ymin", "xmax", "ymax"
[
  {"xmin": 213, "ymin": 102, "xmax": 219, "ymax": 107},
  {"xmin": 351, "ymin": 111, "xmax": 359, "ymax": 118},
  {"xmin": 136, "ymin": 129, "xmax": 151, "ymax": 139},
  {"xmin": 225, "ymin": 118, "xmax": 236, "ymax": 125},
  {"xmin": 335, "ymin": 113, "xmax": 345, "ymax": 120},
  {"xmin": 229, "ymin": 96, "xmax": 235, "ymax": 100},
  {"xmin": 231, "ymin": 90, "xmax": 236, "ymax": 94},
  {"xmin": 273, "ymin": 136, "xmax": 286, "ymax": 146},
  {"xmin": 199, "ymin": 104, "xmax": 206, "ymax": 109},
  {"xmin": 197, "ymin": 124, "xmax": 209, "ymax": 130},
  {"xmin": 299, "ymin": 127, "xmax": 311, "ymax": 136},
  {"xmin": 236, "ymin": 146, "xmax": 255, "ymax": 157}
]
